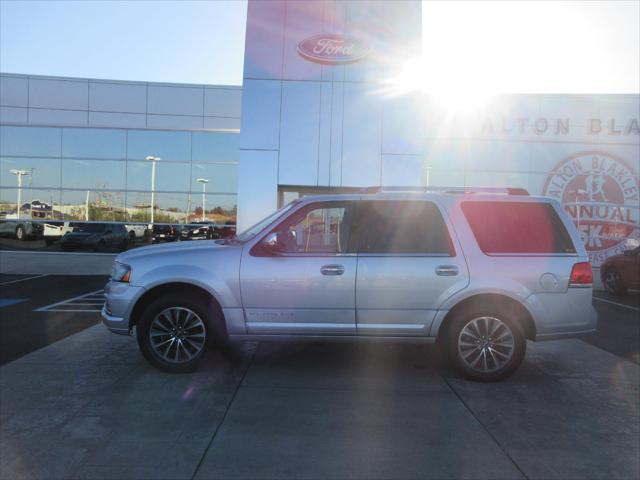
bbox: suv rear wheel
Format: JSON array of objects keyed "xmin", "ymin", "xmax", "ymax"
[
  {"xmin": 447, "ymin": 308, "xmax": 526, "ymax": 382},
  {"xmin": 136, "ymin": 293, "xmax": 212, "ymax": 373}
]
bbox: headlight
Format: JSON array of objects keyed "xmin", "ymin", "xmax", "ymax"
[{"xmin": 111, "ymin": 262, "xmax": 131, "ymax": 283}]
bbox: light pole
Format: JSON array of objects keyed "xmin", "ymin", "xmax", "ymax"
[
  {"xmin": 196, "ymin": 178, "xmax": 209, "ymax": 221},
  {"xmin": 9, "ymin": 169, "xmax": 29, "ymax": 218},
  {"xmin": 85, "ymin": 190, "xmax": 91, "ymax": 221},
  {"xmin": 145, "ymin": 156, "xmax": 161, "ymax": 224}
]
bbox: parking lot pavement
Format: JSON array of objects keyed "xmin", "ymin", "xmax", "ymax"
[
  {"xmin": 0, "ymin": 274, "xmax": 109, "ymax": 365},
  {"xmin": 0, "ymin": 286, "xmax": 638, "ymax": 479},
  {"xmin": 589, "ymin": 291, "xmax": 640, "ymax": 365},
  {"xmin": 1, "ymin": 315, "xmax": 639, "ymax": 480}
]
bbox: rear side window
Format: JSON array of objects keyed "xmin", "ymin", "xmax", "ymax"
[
  {"xmin": 354, "ymin": 201, "xmax": 452, "ymax": 255},
  {"xmin": 461, "ymin": 201, "xmax": 576, "ymax": 254}
]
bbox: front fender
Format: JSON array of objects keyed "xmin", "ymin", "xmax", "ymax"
[{"xmin": 132, "ymin": 264, "xmax": 241, "ymax": 309}]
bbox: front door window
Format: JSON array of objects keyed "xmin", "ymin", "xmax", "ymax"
[{"xmin": 279, "ymin": 206, "xmax": 347, "ymax": 254}]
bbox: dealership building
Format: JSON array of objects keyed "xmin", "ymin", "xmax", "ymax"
[{"xmin": 1, "ymin": 0, "xmax": 638, "ymax": 271}]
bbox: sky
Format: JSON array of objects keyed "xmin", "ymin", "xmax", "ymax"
[{"xmin": 1, "ymin": 0, "xmax": 638, "ymax": 92}]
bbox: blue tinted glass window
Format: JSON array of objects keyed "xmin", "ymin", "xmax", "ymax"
[
  {"xmin": 191, "ymin": 163, "xmax": 237, "ymax": 194},
  {"xmin": 0, "ymin": 126, "xmax": 61, "ymax": 157},
  {"xmin": 188, "ymin": 194, "xmax": 237, "ymax": 221},
  {"xmin": 62, "ymin": 128, "xmax": 126, "ymax": 159},
  {"xmin": 203, "ymin": 194, "xmax": 237, "ymax": 212},
  {"xmin": 60, "ymin": 190, "xmax": 126, "ymax": 221},
  {"xmin": 192, "ymin": 132, "xmax": 239, "ymax": 163},
  {"xmin": 1, "ymin": 157, "xmax": 61, "ymax": 188},
  {"xmin": 127, "ymin": 130, "xmax": 191, "ymax": 162},
  {"xmin": 126, "ymin": 161, "xmax": 190, "ymax": 192},
  {"xmin": 62, "ymin": 159, "xmax": 126, "ymax": 190},
  {"xmin": 125, "ymin": 192, "xmax": 189, "ymax": 223},
  {"xmin": 0, "ymin": 188, "xmax": 61, "ymax": 218}
]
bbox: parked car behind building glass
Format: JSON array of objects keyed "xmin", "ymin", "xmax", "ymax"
[{"xmin": 61, "ymin": 223, "xmax": 129, "ymax": 252}]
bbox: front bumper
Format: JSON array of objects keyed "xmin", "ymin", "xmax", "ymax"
[
  {"xmin": 101, "ymin": 281, "xmax": 145, "ymax": 335},
  {"xmin": 61, "ymin": 240, "xmax": 94, "ymax": 249},
  {"xmin": 101, "ymin": 306, "xmax": 129, "ymax": 335}
]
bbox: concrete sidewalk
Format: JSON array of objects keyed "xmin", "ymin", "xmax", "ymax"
[{"xmin": 1, "ymin": 326, "xmax": 638, "ymax": 479}]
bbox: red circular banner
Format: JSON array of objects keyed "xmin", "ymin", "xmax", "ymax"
[{"xmin": 542, "ymin": 151, "xmax": 639, "ymax": 267}]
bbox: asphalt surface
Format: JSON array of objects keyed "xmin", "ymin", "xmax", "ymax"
[
  {"xmin": 1, "ymin": 274, "xmax": 638, "ymax": 367},
  {"xmin": 0, "ymin": 274, "xmax": 109, "ymax": 366},
  {"xmin": 0, "ymin": 237, "xmax": 147, "ymax": 252},
  {"xmin": 589, "ymin": 291, "xmax": 640, "ymax": 364}
]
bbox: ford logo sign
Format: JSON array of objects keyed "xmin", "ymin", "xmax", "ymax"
[{"xmin": 298, "ymin": 34, "xmax": 369, "ymax": 65}]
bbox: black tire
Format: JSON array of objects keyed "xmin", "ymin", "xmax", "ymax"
[
  {"xmin": 15, "ymin": 225, "xmax": 26, "ymax": 241},
  {"xmin": 603, "ymin": 268, "xmax": 627, "ymax": 296},
  {"xmin": 129, "ymin": 231, "xmax": 136, "ymax": 243},
  {"xmin": 136, "ymin": 293, "xmax": 218, "ymax": 373},
  {"xmin": 446, "ymin": 306, "xmax": 526, "ymax": 382}
]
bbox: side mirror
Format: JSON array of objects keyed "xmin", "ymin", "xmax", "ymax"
[{"xmin": 262, "ymin": 231, "xmax": 285, "ymax": 254}]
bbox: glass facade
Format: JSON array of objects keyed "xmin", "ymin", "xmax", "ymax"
[{"xmin": 0, "ymin": 125, "xmax": 239, "ymax": 224}]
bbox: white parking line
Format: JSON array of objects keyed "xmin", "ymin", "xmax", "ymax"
[
  {"xmin": 39, "ymin": 309, "xmax": 104, "ymax": 313},
  {"xmin": 59, "ymin": 302, "xmax": 104, "ymax": 306},
  {"xmin": 0, "ymin": 274, "xmax": 48, "ymax": 286},
  {"xmin": 593, "ymin": 296, "xmax": 640, "ymax": 312},
  {"xmin": 35, "ymin": 289, "xmax": 104, "ymax": 313}
]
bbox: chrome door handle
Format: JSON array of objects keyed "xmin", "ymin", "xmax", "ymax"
[
  {"xmin": 320, "ymin": 264, "xmax": 345, "ymax": 276},
  {"xmin": 436, "ymin": 265, "xmax": 459, "ymax": 276}
]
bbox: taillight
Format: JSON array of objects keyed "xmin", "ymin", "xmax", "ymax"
[{"xmin": 570, "ymin": 262, "xmax": 593, "ymax": 285}]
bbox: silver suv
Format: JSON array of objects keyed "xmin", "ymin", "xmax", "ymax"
[{"xmin": 102, "ymin": 187, "xmax": 597, "ymax": 381}]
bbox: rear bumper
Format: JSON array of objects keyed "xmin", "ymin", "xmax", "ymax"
[
  {"xmin": 526, "ymin": 287, "xmax": 598, "ymax": 340},
  {"xmin": 61, "ymin": 241, "xmax": 93, "ymax": 249}
]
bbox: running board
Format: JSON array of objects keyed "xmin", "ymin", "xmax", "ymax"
[{"xmin": 228, "ymin": 334, "xmax": 437, "ymax": 344}]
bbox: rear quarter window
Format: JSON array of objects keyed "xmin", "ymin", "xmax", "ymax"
[{"xmin": 461, "ymin": 201, "xmax": 576, "ymax": 254}]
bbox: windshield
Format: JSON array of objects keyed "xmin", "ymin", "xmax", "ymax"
[
  {"xmin": 72, "ymin": 223, "xmax": 105, "ymax": 233},
  {"xmin": 235, "ymin": 201, "xmax": 298, "ymax": 242}
]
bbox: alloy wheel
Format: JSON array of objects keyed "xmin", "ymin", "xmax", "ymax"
[
  {"xmin": 149, "ymin": 307, "xmax": 206, "ymax": 363},
  {"xmin": 457, "ymin": 316, "xmax": 515, "ymax": 373}
]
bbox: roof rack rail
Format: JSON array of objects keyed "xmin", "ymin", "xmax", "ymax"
[{"xmin": 361, "ymin": 186, "xmax": 530, "ymax": 196}]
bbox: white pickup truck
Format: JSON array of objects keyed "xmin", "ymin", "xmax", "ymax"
[{"xmin": 124, "ymin": 224, "xmax": 150, "ymax": 242}]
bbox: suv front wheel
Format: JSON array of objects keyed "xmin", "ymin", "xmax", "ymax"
[
  {"xmin": 137, "ymin": 294, "xmax": 211, "ymax": 372},
  {"xmin": 447, "ymin": 309, "xmax": 526, "ymax": 382}
]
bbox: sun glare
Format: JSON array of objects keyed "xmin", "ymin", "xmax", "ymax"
[
  {"xmin": 386, "ymin": 57, "xmax": 496, "ymax": 113},
  {"xmin": 380, "ymin": 1, "xmax": 639, "ymax": 112}
]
